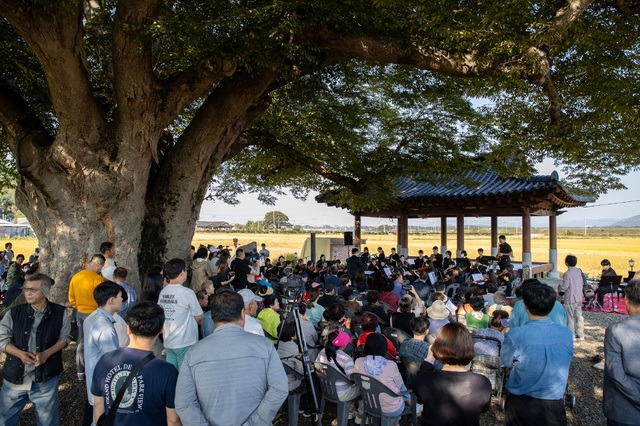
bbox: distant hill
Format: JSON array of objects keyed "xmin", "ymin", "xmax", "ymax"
[{"xmin": 611, "ymin": 215, "xmax": 640, "ymax": 228}]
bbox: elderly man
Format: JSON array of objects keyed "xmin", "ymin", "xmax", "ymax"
[
  {"xmin": 0, "ymin": 273, "xmax": 71, "ymax": 425},
  {"xmin": 559, "ymin": 254, "xmax": 585, "ymax": 340},
  {"xmin": 237, "ymin": 289, "xmax": 265, "ymax": 336},
  {"xmin": 603, "ymin": 279, "xmax": 640, "ymax": 426},
  {"xmin": 176, "ymin": 291, "xmax": 288, "ymax": 425},
  {"xmin": 68, "ymin": 254, "xmax": 105, "ymax": 380}
]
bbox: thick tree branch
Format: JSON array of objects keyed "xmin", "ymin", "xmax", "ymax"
[
  {"xmin": 158, "ymin": 57, "xmax": 238, "ymax": 126},
  {"xmin": 0, "ymin": 80, "xmax": 54, "ymax": 154},
  {"xmin": 0, "ymin": 2, "xmax": 103, "ymax": 139},
  {"xmin": 611, "ymin": 0, "xmax": 640, "ymax": 16},
  {"xmin": 113, "ymin": 0, "xmax": 164, "ymax": 123}
]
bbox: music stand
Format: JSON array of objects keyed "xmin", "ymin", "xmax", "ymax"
[{"xmin": 600, "ymin": 275, "xmax": 623, "ymax": 312}]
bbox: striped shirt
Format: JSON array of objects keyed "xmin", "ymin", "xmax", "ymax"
[
  {"xmin": 175, "ymin": 324, "xmax": 288, "ymax": 425},
  {"xmin": 315, "ymin": 348, "xmax": 355, "ymax": 392}
]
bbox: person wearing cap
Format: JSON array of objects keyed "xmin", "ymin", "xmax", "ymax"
[
  {"xmin": 176, "ymin": 291, "xmax": 288, "ymax": 425},
  {"xmin": 315, "ymin": 329, "xmax": 364, "ymax": 423},
  {"xmin": 317, "ymin": 283, "xmax": 340, "ymax": 308},
  {"xmin": 354, "ymin": 333, "xmax": 409, "ymax": 419},
  {"xmin": 596, "ymin": 259, "xmax": 619, "ymax": 308},
  {"xmin": 238, "ymin": 289, "xmax": 265, "ymax": 337}
]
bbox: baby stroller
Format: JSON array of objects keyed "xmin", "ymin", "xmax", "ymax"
[{"xmin": 470, "ymin": 334, "xmax": 505, "ymax": 402}]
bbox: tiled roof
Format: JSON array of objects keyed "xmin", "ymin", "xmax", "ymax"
[{"xmin": 395, "ymin": 170, "xmax": 595, "ymax": 206}]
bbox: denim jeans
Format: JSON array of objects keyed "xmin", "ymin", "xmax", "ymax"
[
  {"xmin": 75, "ymin": 311, "xmax": 90, "ymax": 375},
  {"xmin": 0, "ymin": 376, "xmax": 60, "ymax": 426}
]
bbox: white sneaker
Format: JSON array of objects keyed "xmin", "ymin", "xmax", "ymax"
[
  {"xmin": 593, "ymin": 360, "xmax": 605, "ymax": 370},
  {"xmin": 348, "ymin": 407, "xmax": 356, "ymax": 420},
  {"xmin": 416, "ymin": 403, "xmax": 423, "ymax": 417},
  {"xmin": 355, "ymin": 413, "xmax": 363, "ymax": 425}
]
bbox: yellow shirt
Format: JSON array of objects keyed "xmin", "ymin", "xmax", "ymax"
[{"xmin": 68, "ymin": 269, "xmax": 104, "ymax": 314}]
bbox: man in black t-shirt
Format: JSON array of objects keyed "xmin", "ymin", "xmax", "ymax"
[
  {"xmin": 596, "ymin": 259, "xmax": 619, "ymax": 307},
  {"xmin": 91, "ymin": 302, "xmax": 179, "ymax": 426},
  {"xmin": 431, "ymin": 246, "xmax": 443, "ymax": 270},
  {"xmin": 498, "ymin": 235, "xmax": 513, "ymax": 270},
  {"xmin": 230, "ymin": 249, "xmax": 252, "ymax": 290}
]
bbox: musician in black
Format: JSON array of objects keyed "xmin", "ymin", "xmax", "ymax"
[
  {"xmin": 475, "ymin": 248, "xmax": 489, "ymax": 273},
  {"xmin": 498, "ymin": 235, "xmax": 513, "ymax": 270},
  {"xmin": 431, "ymin": 246, "xmax": 443, "ymax": 270},
  {"xmin": 414, "ymin": 250, "xmax": 426, "ymax": 270},
  {"xmin": 389, "ymin": 248, "xmax": 400, "ymax": 267},
  {"xmin": 596, "ymin": 259, "xmax": 619, "ymax": 307},
  {"xmin": 459, "ymin": 251, "xmax": 472, "ymax": 270}
]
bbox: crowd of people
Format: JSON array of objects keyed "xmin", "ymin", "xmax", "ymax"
[{"xmin": 0, "ymin": 239, "xmax": 639, "ymax": 426}]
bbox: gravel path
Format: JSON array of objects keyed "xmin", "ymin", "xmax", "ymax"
[{"xmin": 0, "ymin": 309, "xmax": 625, "ymax": 425}]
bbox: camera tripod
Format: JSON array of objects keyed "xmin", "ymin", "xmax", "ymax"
[{"xmin": 275, "ymin": 288, "xmax": 320, "ymax": 419}]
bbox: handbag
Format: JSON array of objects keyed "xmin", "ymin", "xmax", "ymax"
[{"xmin": 96, "ymin": 353, "xmax": 154, "ymax": 426}]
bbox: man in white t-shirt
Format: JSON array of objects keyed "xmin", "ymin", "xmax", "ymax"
[
  {"xmin": 158, "ymin": 258, "xmax": 204, "ymax": 369},
  {"xmin": 99, "ymin": 241, "xmax": 117, "ymax": 281},
  {"xmin": 237, "ymin": 289, "xmax": 265, "ymax": 337}
]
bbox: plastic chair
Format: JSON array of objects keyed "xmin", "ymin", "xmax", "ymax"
[
  {"xmin": 352, "ymin": 373, "xmax": 417, "ymax": 426},
  {"xmin": 445, "ymin": 283, "xmax": 459, "ymax": 299},
  {"xmin": 400, "ymin": 356, "xmax": 421, "ymax": 388},
  {"xmin": 381, "ymin": 327, "xmax": 411, "ymax": 351},
  {"xmin": 282, "ymin": 363, "xmax": 308, "ymax": 426},
  {"xmin": 379, "ymin": 301, "xmax": 396, "ymax": 316},
  {"xmin": 314, "ymin": 362, "xmax": 361, "ymax": 426}
]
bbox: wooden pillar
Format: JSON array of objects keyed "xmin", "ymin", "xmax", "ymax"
[
  {"xmin": 397, "ymin": 213, "xmax": 409, "ymax": 256},
  {"xmin": 440, "ymin": 216, "xmax": 447, "ymax": 255},
  {"xmin": 548, "ymin": 212, "xmax": 559, "ymax": 278},
  {"xmin": 490, "ymin": 215, "xmax": 498, "ymax": 257},
  {"xmin": 354, "ymin": 212, "xmax": 362, "ymax": 248},
  {"xmin": 522, "ymin": 207, "xmax": 532, "ymax": 278},
  {"xmin": 456, "ymin": 213, "xmax": 465, "ymax": 257}
]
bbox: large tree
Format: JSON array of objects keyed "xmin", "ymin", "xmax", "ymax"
[{"xmin": 0, "ymin": 0, "xmax": 638, "ymax": 302}]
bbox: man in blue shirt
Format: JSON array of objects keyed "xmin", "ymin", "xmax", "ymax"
[
  {"xmin": 83, "ymin": 281, "xmax": 124, "ymax": 425},
  {"xmin": 501, "ymin": 281, "xmax": 573, "ymax": 425},
  {"xmin": 112, "ymin": 267, "xmax": 138, "ymax": 320},
  {"xmin": 509, "ymin": 279, "xmax": 567, "ymax": 328}
]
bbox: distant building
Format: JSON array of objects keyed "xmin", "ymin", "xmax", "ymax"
[
  {"xmin": 195, "ymin": 221, "xmax": 234, "ymax": 231},
  {"xmin": 0, "ymin": 219, "xmax": 35, "ymax": 237}
]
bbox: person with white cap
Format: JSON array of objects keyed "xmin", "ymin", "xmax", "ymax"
[{"xmin": 237, "ymin": 289, "xmax": 265, "ymax": 337}]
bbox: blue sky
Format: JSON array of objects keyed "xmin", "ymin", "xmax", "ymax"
[{"xmin": 200, "ymin": 167, "xmax": 640, "ymax": 228}]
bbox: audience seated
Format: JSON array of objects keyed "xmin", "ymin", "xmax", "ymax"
[
  {"xmin": 354, "ymin": 333, "xmax": 410, "ymax": 420},
  {"xmin": 356, "ymin": 313, "xmax": 397, "ymax": 358}
]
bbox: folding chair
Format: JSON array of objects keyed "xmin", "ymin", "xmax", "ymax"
[
  {"xmin": 314, "ymin": 362, "xmax": 361, "ymax": 426},
  {"xmin": 282, "ymin": 363, "xmax": 309, "ymax": 426},
  {"xmin": 352, "ymin": 373, "xmax": 417, "ymax": 426},
  {"xmin": 381, "ymin": 327, "xmax": 411, "ymax": 351}
]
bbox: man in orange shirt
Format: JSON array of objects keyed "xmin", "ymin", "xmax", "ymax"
[{"xmin": 68, "ymin": 254, "xmax": 105, "ymax": 381}]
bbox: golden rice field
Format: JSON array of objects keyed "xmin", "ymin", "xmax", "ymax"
[{"xmin": 5, "ymin": 232, "xmax": 638, "ymax": 278}]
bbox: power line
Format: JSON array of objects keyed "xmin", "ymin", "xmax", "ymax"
[{"xmin": 581, "ymin": 199, "xmax": 640, "ymax": 208}]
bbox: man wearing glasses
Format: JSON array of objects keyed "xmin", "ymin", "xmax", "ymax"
[{"xmin": 0, "ymin": 273, "xmax": 71, "ymax": 425}]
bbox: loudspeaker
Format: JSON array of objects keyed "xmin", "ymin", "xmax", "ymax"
[{"xmin": 343, "ymin": 231, "xmax": 353, "ymax": 246}]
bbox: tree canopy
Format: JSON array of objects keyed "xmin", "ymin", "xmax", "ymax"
[{"xmin": 0, "ymin": 0, "xmax": 639, "ymax": 296}]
